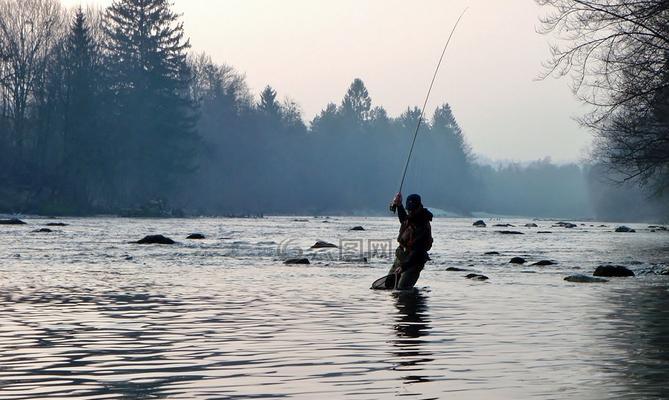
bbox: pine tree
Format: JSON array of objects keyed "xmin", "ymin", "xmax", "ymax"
[
  {"xmin": 258, "ymin": 85, "xmax": 280, "ymax": 117},
  {"xmin": 340, "ymin": 78, "xmax": 372, "ymax": 126},
  {"xmin": 103, "ymin": 0, "xmax": 197, "ymax": 205},
  {"xmin": 61, "ymin": 7, "xmax": 103, "ymax": 209}
]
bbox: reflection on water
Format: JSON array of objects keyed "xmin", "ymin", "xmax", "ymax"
[
  {"xmin": 601, "ymin": 285, "xmax": 669, "ymax": 400},
  {"xmin": 0, "ymin": 216, "xmax": 668, "ymax": 399},
  {"xmin": 392, "ymin": 290, "xmax": 434, "ymax": 386}
]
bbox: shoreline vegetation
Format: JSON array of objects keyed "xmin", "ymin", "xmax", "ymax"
[{"xmin": 0, "ymin": 0, "xmax": 667, "ymax": 221}]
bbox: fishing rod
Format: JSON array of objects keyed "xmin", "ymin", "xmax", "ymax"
[{"xmin": 391, "ymin": 8, "xmax": 468, "ymax": 213}]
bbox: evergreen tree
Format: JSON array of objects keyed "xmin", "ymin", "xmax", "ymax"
[
  {"xmin": 59, "ymin": 8, "xmax": 106, "ymax": 209},
  {"xmin": 103, "ymin": 0, "xmax": 197, "ymax": 205},
  {"xmin": 340, "ymin": 78, "xmax": 372, "ymax": 127},
  {"xmin": 258, "ymin": 85, "xmax": 280, "ymax": 117}
]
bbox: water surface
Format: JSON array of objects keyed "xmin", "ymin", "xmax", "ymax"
[{"xmin": 1, "ymin": 217, "xmax": 668, "ymax": 399}]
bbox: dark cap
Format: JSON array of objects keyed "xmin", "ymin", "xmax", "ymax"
[{"xmin": 406, "ymin": 194, "xmax": 422, "ymax": 211}]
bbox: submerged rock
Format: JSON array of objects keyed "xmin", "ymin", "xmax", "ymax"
[
  {"xmin": 473, "ymin": 220, "xmax": 486, "ymax": 227},
  {"xmin": 311, "ymin": 241, "xmax": 338, "ymax": 249},
  {"xmin": 493, "ymin": 223, "xmax": 515, "ymax": 227},
  {"xmin": 33, "ymin": 228, "xmax": 53, "ymax": 233},
  {"xmin": 350, "ymin": 226, "xmax": 365, "ymax": 231},
  {"xmin": 446, "ymin": 267, "xmax": 471, "ymax": 272},
  {"xmin": 593, "ymin": 265, "xmax": 635, "ymax": 277},
  {"xmin": 615, "ymin": 226, "xmax": 636, "ymax": 233},
  {"xmin": 484, "ymin": 251, "xmax": 500, "ymax": 255},
  {"xmin": 136, "ymin": 235, "xmax": 175, "ymax": 245},
  {"xmin": 284, "ymin": 258, "xmax": 310, "ymax": 265},
  {"xmin": 497, "ymin": 230, "xmax": 524, "ymax": 235},
  {"xmin": 554, "ymin": 222, "xmax": 577, "ymax": 229},
  {"xmin": 509, "ymin": 257, "xmax": 526, "ymax": 264},
  {"xmin": 465, "ymin": 273, "xmax": 489, "ymax": 281},
  {"xmin": 537, "ymin": 231, "xmax": 553, "ymax": 234},
  {"xmin": 525, "ymin": 223, "xmax": 538, "ymax": 228},
  {"xmin": 46, "ymin": 222, "xmax": 68, "ymax": 227},
  {"xmin": 0, "ymin": 218, "xmax": 26, "ymax": 225},
  {"xmin": 187, "ymin": 233, "xmax": 206, "ymax": 240},
  {"xmin": 532, "ymin": 260, "xmax": 556, "ymax": 266},
  {"xmin": 565, "ymin": 274, "xmax": 608, "ymax": 283}
]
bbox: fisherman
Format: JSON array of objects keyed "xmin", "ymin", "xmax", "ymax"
[{"xmin": 388, "ymin": 193, "xmax": 433, "ymax": 289}]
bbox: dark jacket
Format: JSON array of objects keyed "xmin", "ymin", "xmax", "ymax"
[{"xmin": 397, "ymin": 204, "xmax": 433, "ymax": 269}]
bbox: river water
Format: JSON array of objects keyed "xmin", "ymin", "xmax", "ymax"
[{"xmin": 0, "ymin": 216, "xmax": 668, "ymax": 399}]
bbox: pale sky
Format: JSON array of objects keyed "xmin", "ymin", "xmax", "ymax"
[{"xmin": 60, "ymin": 0, "xmax": 591, "ymax": 162}]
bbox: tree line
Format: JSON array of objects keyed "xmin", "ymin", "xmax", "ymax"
[{"xmin": 0, "ymin": 0, "xmax": 665, "ymax": 220}]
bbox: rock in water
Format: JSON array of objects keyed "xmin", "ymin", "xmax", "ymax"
[
  {"xmin": 136, "ymin": 235, "xmax": 175, "ymax": 245},
  {"xmin": 593, "ymin": 265, "xmax": 635, "ymax": 277},
  {"xmin": 532, "ymin": 260, "xmax": 556, "ymax": 266},
  {"xmin": 497, "ymin": 230, "xmax": 524, "ymax": 235},
  {"xmin": 473, "ymin": 220, "xmax": 486, "ymax": 227},
  {"xmin": 350, "ymin": 226, "xmax": 365, "ymax": 231},
  {"xmin": 46, "ymin": 222, "xmax": 68, "ymax": 227},
  {"xmin": 484, "ymin": 251, "xmax": 500, "ymax": 255},
  {"xmin": 554, "ymin": 222, "xmax": 577, "ymax": 228},
  {"xmin": 0, "ymin": 218, "xmax": 26, "ymax": 225},
  {"xmin": 33, "ymin": 228, "xmax": 53, "ymax": 233},
  {"xmin": 466, "ymin": 273, "xmax": 489, "ymax": 281},
  {"xmin": 311, "ymin": 241, "xmax": 337, "ymax": 249},
  {"xmin": 615, "ymin": 226, "xmax": 636, "ymax": 233},
  {"xmin": 565, "ymin": 274, "xmax": 608, "ymax": 283},
  {"xmin": 537, "ymin": 231, "xmax": 553, "ymax": 234},
  {"xmin": 493, "ymin": 223, "xmax": 515, "ymax": 227},
  {"xmin": 284, "ymin": 258, "xmax": 310, "ymax": 265},
  {"xmin": 525, "ymin": 223, "xmax": 538, "ymax": 228},
  {"xmin": 509, "ymin": 257, "xmax": 526, "ymax": 264},
  {"xmin": 446, "ymin": 267, "xmax": 471, "ymax": 272},
  {"xmin": 187, "ymin": 233, "xmax": 205, "ymax": 240}
]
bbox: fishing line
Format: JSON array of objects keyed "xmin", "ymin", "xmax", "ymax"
[{"xmin": 396, "ymin": 7, "xmax": 468, "ymax": 196}]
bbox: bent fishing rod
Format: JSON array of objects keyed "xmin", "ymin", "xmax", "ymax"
[{"xmin": 391, "ymin": 8, "xmax": 468, "ymax": 213}]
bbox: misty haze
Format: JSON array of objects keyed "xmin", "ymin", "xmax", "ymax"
[{"xmin": 0, "ymin": 1, "xmax": 668, "ymax": 399}]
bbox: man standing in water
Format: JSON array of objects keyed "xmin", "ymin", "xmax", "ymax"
[{"xmin": 387, "ymin": 193, "xmax": 434, "ymax": 289}]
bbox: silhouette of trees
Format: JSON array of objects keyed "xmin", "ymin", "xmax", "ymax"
[
  {"xmin": 102, "ymin": 0, "xmax": 197, "ymax": 205},
  {"xmin": 537, "ymin": 0, "xmax": 669, "ymax": 192}
]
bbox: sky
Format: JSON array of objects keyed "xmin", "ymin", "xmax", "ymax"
[{"xmin": 60, "ymin": 0, "xmax": 591, "ymax": 163}]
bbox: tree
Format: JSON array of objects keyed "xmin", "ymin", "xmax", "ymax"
[
  {"xmin": 103, "ymin": 0, "xmax": 198, "ymax": 205},
  {"xmin": 57, "ymin": 7, "xmax": 108, "ymax": 209},
  {"xmin": 0, "ymin": 0, "xmax": 65, "ymax": 158},
  {"xmin": 258, "ymin": 85, "xmax": 280, "ymax": 117},
  {"xmin": 340, "ymin": 78, "xmax": 372, "ymax": 127},
  {"xmin": 537, "ymin": 0, "xmax": 669, "ymax": 191}
]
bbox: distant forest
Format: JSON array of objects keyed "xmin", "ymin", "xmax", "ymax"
[{"xmin": 0, "ymin": 0, "xmax": 666, "ymax": 221}]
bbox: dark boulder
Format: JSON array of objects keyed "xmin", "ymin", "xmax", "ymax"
[
  {"xmin": 46, "ymin": 222, "xmax": 68, "ymax": 227},
  {"xmin": 493, "ymin": 223, "xmax": 515, "ymax": 227},
  {"xmin": 473, "ymin": 220, "xmax": 486, "ymax": 227},
  {"xmin": 615, "ymin": 226, "xmax": 636, "ymax": 233},
  {"xmin": 33, "ymin": 228, "xmax": 53, "ymax": 233},
  {"xmin": 537, "ymin": 231, "xmax": 553, "ymax": 234},
  {"xmin": 0, "ymin": 218, "xmax": 26, "ymax": 225},
  {"xmin": 484, "ymin": 251, "xmax": 500, "ymax": 255},
  {"xmin": 532, "ymin": 260, "xmax": 556, "ymax": 266},
  {"xmin": 466, "ymin": 273, "xmax": 489, "ymax": 281},
  {"xmin": 593, "ymin": 265, "xmax": 635, "ymax": 277},
  {"xmin": 187, "ymin": 233, "xmax": 206, "ymax": 240},
  {"xmin": 446, "ymin": 267, "xmax": 471, "ymax": 272},
  {"xmin": 525, "ymin": 223, "xmax": 538, "ymax": 228},
  {"xmin": 136, "ymin": 235, "xmax": 175, "ymax": 245},
  {"xmin": 350, "ymin": 226, "xmax": 365, "ymax": 231},
  {"xmin": 497, "ymin": 230, "xmax": 524, "ymax": 235},
  {"xmin": 564, "ymin": 274, "xmax": 608, "ymax": 283},
  {"xmin": 284, "ymin": 258, "xmax": 310, "ymax": 265},
  {"xmin": 311, "ymin": 241, "xmax": 338, "ymax": 249},
  {"xmin": 554, "ymin": 222, "xmax": 577, "ymax": 228},
  {"xmin": 509, "ymin": 257, "xmax": 526, "ymax": 264}
]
